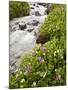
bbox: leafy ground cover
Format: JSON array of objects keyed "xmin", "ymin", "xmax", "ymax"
[
  {"xmin": 9, "ymin": 1, "xmax": 30, "ymax": 20},
  {"xmin": 9, "ymin": 4, "xmax": 66, "ymax": 88},
  {"xmin": 37, "ymin": 4, "xmax": 66, "ymax": 44}
]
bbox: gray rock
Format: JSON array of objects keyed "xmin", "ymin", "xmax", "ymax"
[
  {"xmin": 28, "ymin": 20, "xmax": 39, "ymax": 26},
  {"xmin": 30, "ymin": 6, "xmax": 35, "ymax": 9},
  {"xmin": 46, "ymin": 4, "xmax": 51, "ymax": 14},
  {"xmin": 27, "ymin": 27, "xmax": 34, "ymax": 32},
  {"xmin": 19, "ymin": 22, "xmax": 27, "ymax": 30},
  {"xmin": 38, "ymin": 3, "xmax": 47, "ymax": 6},
  {"xmin": 33, "ymin": 3, "xmax": 35, "ymax": 6},
  {"xmin": 15, "ymin": 21, "xmax": 19, "ymax": 25},
  {"xmin": 35, "ymin": 11, "xmax": 41, "ymax": 16},
  {"xmin": 32, "ymin": 20, "xmax": 39, "ymax": 26}
]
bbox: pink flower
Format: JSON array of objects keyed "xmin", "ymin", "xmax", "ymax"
[
  {"xmin": 38, "ymin": 56, "xmax": 45, "ymax": 63},
  {"xmin": 56, "ymin": 74, "xmax": 62, "ymax": 80},
  {"xmin": 40, "ymin": 47, "xmax": 47, "ymax": 53}
]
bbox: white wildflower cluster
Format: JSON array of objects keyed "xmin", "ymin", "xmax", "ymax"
[
  {"xmin": 54, "ymin": 51, "xmax": 57, "ymax": 56},
  {"xmin": 43, "ymin": 53, "xmax": 45, "ymax": 56},
  {"xmin": 43, "ymin": 72, "xmax": 47, "ymax": 78},
  {"xmin": 36, "ymin": 71, "xmax": 47, "ymax": 78},
  {"xmin": 32, "ymin": 82, "xmax": 36, "ymax": 87},
  {"xmin": 24, "ymin": 71, "xmax": 28, "ymax": 76},
  {"xmin": 16, "ymin": 74, "xmax": 19, "ymax": 78},
  {"xmin": 54, "ymin": 49, "xmax": 60, "ymax": 56},
  {"xmin": 20, "ymin": 71, "xmax": 22, "ymax": 74},
  {"xmin": 57, "ymin": 50, "xmax": 60, "ymax": 53},
  {"xmin": 20, "ymin": 78, "xmax": 25, "ymax": 83}
]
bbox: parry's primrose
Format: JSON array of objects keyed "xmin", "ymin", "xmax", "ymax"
[
  {"xmin": 38, "ymin": 56, "xmax": 45, "ymax": 63},
  {"xmin": 56, "ymin": 74, "xmax": 62, "ymax": 81},
  {"xmin": 40, "ymin": 46, "xmax": 47, "ymax": 53}
]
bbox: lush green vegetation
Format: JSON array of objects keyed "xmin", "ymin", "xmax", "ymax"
[
  {"xmin": 9, "ymin": 1, "xmax": 30, "ymax": 20},
  {"xmin": 9, "ymin": 4, "xmax": 66, "ymax": 88},
  {"xmin": 37, "ymin": 4, "xmax": 66, "ymax": 44}
]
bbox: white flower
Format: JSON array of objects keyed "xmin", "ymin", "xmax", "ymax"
[
  {"xmin": 24, "ymin": 71, "xmax": 28, "ymax": 76},
  {"xmin": 20, "ymin": 79, "xmax": 25, "ymax": 83},
  {"xmin": 40, "ymin": 72, "xmax": 44, "ymax": 77},
  {"xmin": 55, "ymin": 69, "xmax": 57, "ymax": 72},
  {"xmin": 54, "ymin": 51, "xmax": 56, "ymax": 56},
  {"xmin": 20, "ymin": 71, "xmax": 22, "ymax": 74},
  {"xmin": 61, "ymin": 56, "xmax": 63, "ymax": 59},
  {"xmin": 43, "ymin": 53, "xmax": 45, "ymax": 56},
  {"xmin": 15, "ymin": 69, "xmax": 18, "ymax": 72},
  {"xmin": 32, "ymin": 82, "xmax": 36, "ymax": 87},
  {"xmin": 16, "ymin": 74, "xmax": 19, "ymax": 78},
  {"xmin": 54, "ymin": 53, "xmax": 56, "ymax": 56},
  {"xmin": 43, "ymin": 72, "xmax": 47, "ymax": 78},
  {"xmin": 57, "ymin": 50, "xmax": 59, "ymax": 53},
  {"xmin": 36, "ymin": 51, "xmax": 38, "ymax": 54},
  {"xmin": 54, "ymin": 51, "xmax": 56, "ymax": 54}
]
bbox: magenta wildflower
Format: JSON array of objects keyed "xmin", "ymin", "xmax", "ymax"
[
  {"xmin": 40, "ymin": 47, "xmax": 47, "ymax": 53},
  {"xmin": 38, "ymin": 56, "xmax": 44, "ymax": 63},
  {"xmin": 27, "ymin": 64, "xmax": 32, "ymax": 72},
  {"xmin": 56, "ymin": 74, "xmax": 62, "ymax": 80}
]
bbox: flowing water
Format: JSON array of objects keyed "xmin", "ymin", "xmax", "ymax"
[{"xmin": 9, "ymin": 2, "xmax": 49, "ymax": 73}]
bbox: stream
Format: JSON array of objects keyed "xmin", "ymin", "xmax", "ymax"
[{"xmin": 9, "ymin": 2, "xmax": 49, "ymax": 73}]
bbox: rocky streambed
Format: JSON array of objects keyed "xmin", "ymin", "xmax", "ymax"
[{"xmin": 9, "ymin": 2, "xmax": 49, "ymax": 73}]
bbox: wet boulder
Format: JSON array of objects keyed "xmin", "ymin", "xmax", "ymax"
[
  {"xmin": 38, "ymin": 3, "xmax": 47, "ymax": 6},
  {"xmin": 19, "ymin": 22, "xmax": 27, "ymax": 30},
  {"xmin": 30, "ymin": 5, "xmax": 35, "ymax": 9},
  {"xmin": 32, "ymin": 20, "xmax": 39, "ymax": 26},
  {"xmin": 36, "ymin": 33, "xmax": 50, "ymax": 44},
  {"xmin": 27, "ymin": 27, "xmax": 34, "ymax": 32},
  {"xmin": 27, "ymin": 20, "xmax": 39, "ymax": 26},
  {"xmin": 35, "ymin": 11, "xmax": 41, "ymax": 16}
]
